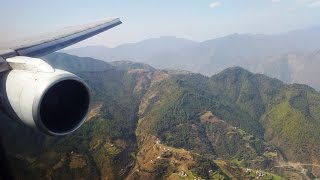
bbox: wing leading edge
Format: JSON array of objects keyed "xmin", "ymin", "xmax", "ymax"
[{"xmin": 0, "ymin": 17, "xmax": 122, "ymax": 59}]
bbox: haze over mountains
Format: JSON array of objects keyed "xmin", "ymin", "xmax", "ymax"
[
  {"xmin": 2, "ymin": 53, "xmax": 320, "ymax": 179},
  {"xmin": 65, "ymin": 26, "xmax": 320, "ymax": 90}
]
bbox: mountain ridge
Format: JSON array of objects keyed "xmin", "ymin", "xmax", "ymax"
[
  {"xmin": 64, "ymin": 26, "xmax": 320, "ymax": 90},
  {"xmin": 1, "ymin": 53, "xmax": 320, "ymax": 179}
]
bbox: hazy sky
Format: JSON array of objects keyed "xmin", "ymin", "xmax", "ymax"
[{"xmin": 0, "ymin": 0, "xmax": 320, "ymax": 48}]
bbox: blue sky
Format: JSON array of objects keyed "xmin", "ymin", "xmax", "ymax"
[{"xmin": 0, "ymin": 0, "xmax": 320, "ymax": 47}]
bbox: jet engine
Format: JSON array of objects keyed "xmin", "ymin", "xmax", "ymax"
[{"xmin": 0, "ymin": 56, "xmax": 90, "ymax": 136}]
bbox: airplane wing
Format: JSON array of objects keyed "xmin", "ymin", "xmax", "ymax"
[
  {"xmin": 0, "ymin": 17, "xmax": 122, "ymax": 177},
  {"xmin": 0, "ymin": 17, "xmax": 121, "ymax": 59},
  {"xmin": 0, "ymin": 16, "xmax": 123, "ymax": 136}
]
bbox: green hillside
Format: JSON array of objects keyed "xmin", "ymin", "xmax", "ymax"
[{"xmin": 1, "ymin": 53, "xmax": 320, "ymax": 179}]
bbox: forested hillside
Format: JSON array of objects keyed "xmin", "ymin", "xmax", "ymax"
[{"xmin": 1, "ymin": 53, "xmax": 320, "ymax": 179}]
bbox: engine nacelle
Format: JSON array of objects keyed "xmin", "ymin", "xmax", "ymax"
[{"xmin": 0, "ymin": 56, "xmax": 90, "ymax": 136}]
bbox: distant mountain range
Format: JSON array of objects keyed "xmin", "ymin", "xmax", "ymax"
[
  {"xmin": 2, "ymin": 53, "xmax": 320, "ymax": 179},
  {"xmin": 64, "ymin": 27, "xmax": 320, "ymax": 90}
]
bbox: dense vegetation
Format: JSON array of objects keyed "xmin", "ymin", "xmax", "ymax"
[
  {"xmin": 1, "ymin": 53, "xmax": 320, "ymax": 179},
  {"xmin": 138, "ymin": 66, "xmax": 320, "ymax": 166}
]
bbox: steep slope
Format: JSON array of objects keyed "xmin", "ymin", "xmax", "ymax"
[
  {"xmin": 1, "ymin": 53, "xmax": 320, "ymax": 179},
  {"xmin": 251, "ymin": 50, "xmax": 320, "ymax": 90},
  {"xmin": 136, "ymin": 67, "xmax": 320, "ymax": 178},
  {"xmin": 0, "ymin": 53, "xmax": 150, "ymax": 179},
  {"xmin": 211, "ymin": 68, "xmax": 320, "ymax": 166}
]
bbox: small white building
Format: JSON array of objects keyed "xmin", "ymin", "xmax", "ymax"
[
  {"xmin": 256, "ymin": 170, "xmax": 265, "ymax": 177},
  {"xmin": 178, "ymin": 170, "xmax": 188, "ymax": 177},
  {"xmin": 246, "ymin": 168, "xmax": 252, "ymax": 173}
]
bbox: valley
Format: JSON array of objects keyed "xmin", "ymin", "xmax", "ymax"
[{"xmin": 1, "ymin": 53, "xmax": 320, "ymax": 179}]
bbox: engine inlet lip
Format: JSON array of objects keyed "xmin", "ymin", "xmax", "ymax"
[{"xmin": 32, "ymin": 73, "xmax": 91, "ymax": 136}]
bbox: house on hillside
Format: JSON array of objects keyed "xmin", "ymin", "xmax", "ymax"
[{"xmin": 178, "ymin": 170, "xmax": 188, "ymax": 177}]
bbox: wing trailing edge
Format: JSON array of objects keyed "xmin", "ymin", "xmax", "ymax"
[{"xmin": 0, "ymin": 18, "xmax": 122, "ymax": 59}]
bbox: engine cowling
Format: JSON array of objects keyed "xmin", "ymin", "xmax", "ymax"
[{"xmin": 0, "ymin": 56, "xmax": 90, "ymax": 136}]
